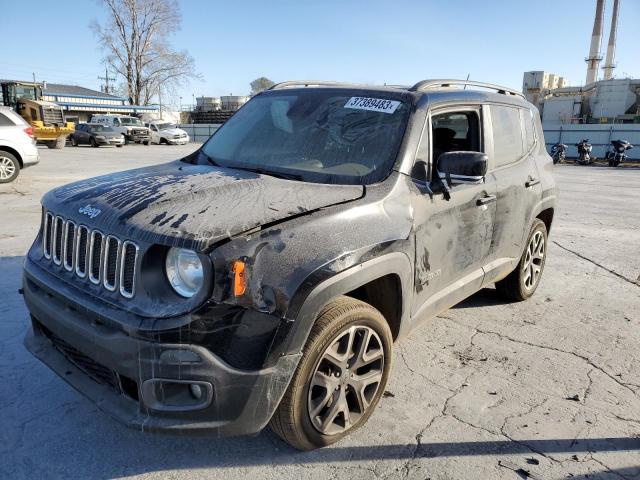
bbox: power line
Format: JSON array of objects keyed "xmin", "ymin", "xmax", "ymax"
[{"xmin": 98, "ymin": 67, "xmax": 116, "ymax": 94}]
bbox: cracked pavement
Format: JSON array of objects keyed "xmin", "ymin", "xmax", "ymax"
[{"xmin": 1, "ymin": 146, "xmax": 639, "ymax": 479}]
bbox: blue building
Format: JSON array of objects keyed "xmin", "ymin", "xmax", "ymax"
[{"xmin": 41, "ymin": 82, "xmax": 158, "ymax": 123}]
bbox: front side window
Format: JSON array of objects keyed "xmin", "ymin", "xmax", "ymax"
[
  {"xmin": 491, "ymin": 105, "xmax": 525, "ymax": 168},
  {"xmin": 427, "ymin": 110, "xmax": 481, "ymax": 181},
  {"xmin": 199, "ymin": 90, "xmax": 410, "ymax": 185}
]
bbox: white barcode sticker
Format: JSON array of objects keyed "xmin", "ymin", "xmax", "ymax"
[{"xmin": 344, "ymin": 97, "xmax": 401, "ymax": 114}]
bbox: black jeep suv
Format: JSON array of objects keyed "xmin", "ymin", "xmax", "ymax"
[{"xmin": 23, "ymin": 80, "xmax": 557, "ymax": 450}]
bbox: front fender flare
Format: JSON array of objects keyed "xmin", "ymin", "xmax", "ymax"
[{"xmin": 285, "ymin": 252, "xmax": 413, "ymax": 356}]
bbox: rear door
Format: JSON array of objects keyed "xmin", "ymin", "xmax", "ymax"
[
  {"xmin": 485, "ymin": 104, "xmax": 542, "ymax": 282},
  {"xmin": 411, "ymin": 105, "xmax": 497, "ymax": 318}
]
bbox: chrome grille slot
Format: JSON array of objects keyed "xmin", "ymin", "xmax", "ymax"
[
  {"xmin": 75, "ymin": 226, "xmax": 89, "ymax": 277},
  {"xmin": 43, "ymin": 212, "xmax": 53, "ymax": 259},
  {"xmin": 63, "ymin": 221, "xmax": 76, "ymax": 271},
  {"xmin": 119, "ymin": 241, "xmax": 138, "ymax": 298},
  {"xmin": 53, "ymin": 216, "xmax": 64, "ymax": 265},
  {"xmin": 103, "ymin": 235, "xmax": 121, "ymax": 291},
  {"xmin": 40, "ymin": 211, "xmax": 139, "ymax": 298},
  {"xmin": 89, "ymin": 231, "xmax": 104, "ymax": 284}
]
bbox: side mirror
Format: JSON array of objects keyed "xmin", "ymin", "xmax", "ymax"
[{"xmin": 437, "ymin": 151, "xmax": 488, "ymax": 186}]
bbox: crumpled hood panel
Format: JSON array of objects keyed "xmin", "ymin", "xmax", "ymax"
[{"xmin": 43, "ymin": 161, "xmax": 364, "ymax": 250}]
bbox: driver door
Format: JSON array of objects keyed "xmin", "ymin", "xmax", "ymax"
[{"xmin": 410, "ymin": 106, "xmax": 497, "ymax": 319}]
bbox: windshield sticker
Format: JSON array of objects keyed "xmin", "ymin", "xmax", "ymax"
[{"xmin": 344, "ymin": 97, "xmax": 401, "ymax": 114}]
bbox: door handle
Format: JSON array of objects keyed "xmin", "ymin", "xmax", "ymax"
[
  {"xmin": 525, "ymin": 178, "xmax": 540, "ymax": 188},
  {"xmin": 476, "ymin": 194, "xmax": 496, "ymax": 206}
]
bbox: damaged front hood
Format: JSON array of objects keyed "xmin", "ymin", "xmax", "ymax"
[{"xmin": 44, "ymin": 161, "xmax": 364, "ymax": 250}]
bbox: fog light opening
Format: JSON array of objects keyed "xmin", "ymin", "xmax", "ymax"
[{"xmin": 189, "ymin": 383, "xmax": 203, "ymax": 400}]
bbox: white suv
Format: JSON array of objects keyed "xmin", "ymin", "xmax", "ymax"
[
  {"xmin": 91, "ymin": 114, "xmax": 151, "ymax": 144},
  {"xmin": 146, "ymin": 120, "xmax": 190, "ymax": 145},
  {"xmin": 0, "ymin": 106, "xmax": 40, "ymax": 183}
]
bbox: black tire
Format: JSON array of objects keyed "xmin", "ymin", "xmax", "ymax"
[
  {"xmin": 143, "ymin": 140, "xmax": 149, "ymax": 145},
  {"xmin": 71, "ymin": 135, "xmax": 78, "ymax": 147},
  {"xmin": 116, "ymin": 144, "xmax": 123, "ymax": 148},
  {"xmin": 0, "ymin": 150, "xmax": 21, "ymax": 183},
  {"xmin": 90, "ymin": 137, "xmax": 98, "ymax": 148},
  {"xmin": 496, "ymin": 219, "xmax": 548, "ymax": 301},
  {"xmin": 270, "ymin": 296, "xmax": 392, "ymax": 450}
]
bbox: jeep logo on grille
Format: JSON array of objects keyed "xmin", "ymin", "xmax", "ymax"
[{"xmin": 78, "ymin": 205, "xmax": 102, "ymax": 219}]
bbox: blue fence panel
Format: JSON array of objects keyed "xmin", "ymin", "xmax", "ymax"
[{"xmin": 177, "ymin": 124, "xmax": 221, "ymax": 143}]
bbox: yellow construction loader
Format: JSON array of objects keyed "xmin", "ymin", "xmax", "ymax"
[{"xmin": 1, "ymin": 81, "xmax": 74, "ymax": 148}]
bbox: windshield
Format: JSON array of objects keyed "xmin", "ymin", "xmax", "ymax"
[
  {"xmin": 88, "ymin": 125, "xmax": 113, "ymax": 132},
  {"xmin": 155, "ymin": 123, "xmax": 174, "ymax": 130},
  {"xmin": 200, "ymin": 90, "xmax": 410, "ymax": 184},
  {"xmin": 120, "ymin": 117, "xmax": 142, "ymax": 125}
]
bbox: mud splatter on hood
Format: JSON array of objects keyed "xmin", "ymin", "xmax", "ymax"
[{"xmin": 43, "ymin": 161, "xmax": 364, "ymax": 250}]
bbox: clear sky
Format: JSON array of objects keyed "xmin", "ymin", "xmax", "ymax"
[{"xmin": 1, "ymin": 0, "xmax": 638, "ymax": 107}]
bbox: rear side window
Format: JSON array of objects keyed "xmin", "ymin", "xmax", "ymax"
[
  {"xmin": 490, "ymin": 105, "xmax": 524, "ymax": 168},
  {"xmin": 521, "ymin": 108, "xmax": 535, "ymax": 151}
]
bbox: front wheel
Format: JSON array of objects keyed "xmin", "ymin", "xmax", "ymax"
[
  {"xmin": 270, "ymin": 296, "xmax": 392, "ymax": 450},
  {"xmin": 90, "ymin": 138, "xmax": 98, "ymax": 148},
  {"xmin": 496, "ymin": 219, "xmax": 548, "ymax": 301}
]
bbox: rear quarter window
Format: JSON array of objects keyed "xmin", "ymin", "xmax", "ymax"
[
  {"xmin": 490, "ymin": 105, "xmax": 525, "ymax": 168},
  {"xmin": 521, "ymin": 108, "xmax": 536, "ymax": 151},
  {"xmin": 0, "ymin": 113, "xmax": 14, "ymax": 126},
  {"xmin": 0, "ymin": 109, "xmax": 28, "ymax": 126}
]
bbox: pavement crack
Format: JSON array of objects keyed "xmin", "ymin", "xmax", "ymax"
[
  {"xmin": 471, "ymin": 327, "xmax": 639, "ymax": 399},
  {"xmin": 552, "ymin": 240, "xmax": 639, "ymax": 287}
]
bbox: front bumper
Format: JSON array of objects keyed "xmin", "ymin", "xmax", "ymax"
[
  {"xmin": 96, "ymin": 137, "xmax": 125, "ymax": 146},
  {"xmin": 167, "ymin": 138, "xmax": 189, "ymax": 145},
  {"xmin": 22, "ymin": 262, "xmax": 300, "ymax": 436}
]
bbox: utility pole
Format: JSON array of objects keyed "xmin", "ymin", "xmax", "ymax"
[
  {"xmin": 158, "ymin": 84, "xmax": 162, "ymax": 120},
  {"xmin": 98, "ymin": 67, "xmax": 116, "ymax": 94}
]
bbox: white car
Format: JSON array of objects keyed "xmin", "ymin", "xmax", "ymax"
[
  {"xmin": 146, "ymin": 121, "xmax": 190, "ymax": 145},
  {"xmin": 0, "ymin": 106, "xmax": 40, "ymax": 183},
  {"xmin": 91, "ymin": 114, "xmax": 151, "ymax": 144}
]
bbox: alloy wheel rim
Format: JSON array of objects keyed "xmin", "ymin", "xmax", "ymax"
[
  {"xmin": 307, "ymin": 325, "xmax": 384, "ymax": 435},
  {"xmin": 523, "ymin": 231, "xmax": 545, "ymax": 290},
  {"xmin": 0, "ymin": 157, "xmax": 16, "ymax": 180}
]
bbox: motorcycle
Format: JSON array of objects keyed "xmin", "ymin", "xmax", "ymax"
[
  {"xmin": 550, "ymin": 143, "xmax": 567, "ymax": 164},
  {"xmin": 605, "ymin": 140, "xmax": 633, "ymax": 167},
  {"xmin": 576, "ymin": 139, "xmax": 593, "ymax": 165}
]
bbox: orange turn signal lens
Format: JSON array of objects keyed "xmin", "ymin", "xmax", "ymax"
[{"xmin": 232, "ymin": 260, "xmax": 247, "ymax": 296}]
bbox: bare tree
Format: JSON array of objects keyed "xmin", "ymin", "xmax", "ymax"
[
  {"xmin": 91, "ymin": 0, "xmax": 198, "ymax": 106},
  {"xmin": 250, "ymin": 77, "xmax": 275, "ymax": 95}
]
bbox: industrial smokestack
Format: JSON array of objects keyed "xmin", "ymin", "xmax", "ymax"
[
  {"xmin": 603, "ymin": 0, "xmax": 619, "ymax": 80},
  {"xmin": 585, "ymin": 0, "xmax": 605, "ymax": 85}
]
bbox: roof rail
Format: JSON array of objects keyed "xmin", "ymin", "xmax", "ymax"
[
  {"xmin": 270, "ymin": 80, "xmax": 363, "ymax": 90},
  {"xmin": 269, "ymin": 80, "xmax": 405, "ymax": 90},
  {"xmin": 409, "ymin": 79, "xmax": 525, "ymax": 99}
]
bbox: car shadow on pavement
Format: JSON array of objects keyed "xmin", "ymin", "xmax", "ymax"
[{"xmin": 451, "ymin": 286, "xmax": 518, "ymax": 309}]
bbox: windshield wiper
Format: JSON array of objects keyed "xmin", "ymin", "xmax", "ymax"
[{"xmin": 232, "ymin": 166, "xmax": 304, "ymax": 181}]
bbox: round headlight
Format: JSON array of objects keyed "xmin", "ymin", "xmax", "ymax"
[{"xmin": 165, "ymin": 248, "xmax": 204, "ymax": 298}]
